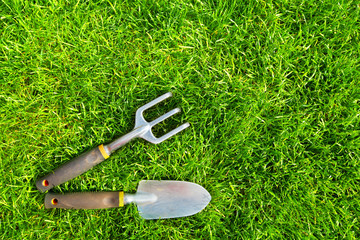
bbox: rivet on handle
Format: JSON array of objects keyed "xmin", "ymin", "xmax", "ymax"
[
  {"xmin": 51, "ymin": 198, "xmax": 58, "ymax": 205},
  {"xmin": 42, "ymin": 180, "xmax": 49, "ymax": 187}
]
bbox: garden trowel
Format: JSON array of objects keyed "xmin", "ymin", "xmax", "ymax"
[{"xmin": 45, "ymin": 180, "xmax": 211, "ymax": 219}]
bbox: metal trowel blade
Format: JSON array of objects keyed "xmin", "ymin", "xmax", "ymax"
[{"xmin": 136, "ymin": 180, "xmax": 211, "ymax": 220}]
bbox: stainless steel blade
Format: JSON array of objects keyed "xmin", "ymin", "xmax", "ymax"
[{"xmin": 134, "ymin": 180, "xmax": 211, "ymax": 220}]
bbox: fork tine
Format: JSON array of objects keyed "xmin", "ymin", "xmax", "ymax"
[
  {"xmin": 137, "ymin": 92, "xmax": 172, "ymax": 114},
  {"xmin": 150, "ymin": 108, "xmax": 181, "ymax": 127},
  {"xmin": 155, "ymin": 123, "xmax": 190, "ymax": 144},
  {"xmin": 141, "ymin": 122, "xmax": 190, "ymax": 144},
  {"xmin": 134, "ymin": 92, "xmax": 189, "ymax": 144}
]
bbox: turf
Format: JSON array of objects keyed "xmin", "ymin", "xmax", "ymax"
[{"xmin": 1, "ymin": 0, "xmax": 359, "ymax": 239}]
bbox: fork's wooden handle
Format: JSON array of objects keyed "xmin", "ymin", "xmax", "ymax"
[
  {"xmin": 36, "ymin": 145, "xmax": 110, "ymax": 192},
  {"xmin": 45, "ymin": 192, "xmax": 124, "ymax": 209}
]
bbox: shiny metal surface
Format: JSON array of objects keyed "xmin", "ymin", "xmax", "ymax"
[
  {"xmin": 105, "ymin": 92, "xmax": 189, "ymax": 154},
  {"xmin": 135, "ymin": 180, "xmax": 211, "ymax": 220}
]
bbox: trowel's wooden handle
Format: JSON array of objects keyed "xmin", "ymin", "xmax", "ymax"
[
  {"xmin": 45, "ymin": 192, "xmax": 124, "ymax": 209},
  {"xmin": 36, "ymin": 145, "xmax": 110, "ymax": 192}
]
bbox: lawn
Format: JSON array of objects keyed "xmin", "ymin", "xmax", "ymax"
[{"xmin": 1, "ymin": 0, "xmax": 359, "ymax": 239}]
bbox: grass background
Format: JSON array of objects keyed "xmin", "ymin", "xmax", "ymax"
[{"xmin": 1, "ymin": 0, "xmax": 359, "ymax": 238}]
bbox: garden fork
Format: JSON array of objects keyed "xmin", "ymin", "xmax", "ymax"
[{"xmin": 36, "ymin": 92, "xmax": 189, "ymax": 192}]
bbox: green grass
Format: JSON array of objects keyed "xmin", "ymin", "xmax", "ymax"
[{"xmin": 1, "ymin": 0, "xmax": 359, "ymax": 238}]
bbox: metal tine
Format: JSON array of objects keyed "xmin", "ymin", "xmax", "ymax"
[
  {"xmin": 136, "ymin": 92, "xmax": 172, "ymax": 115},
  {"xmin": 150, "ymin": 108, "xmax": 181, "ymax": 127},
  {"xmin": 134, "ymin": 92, "xmax": 190, "ymax": 144},
  {"xmin": 157, "ymin": 122, "xmax": 190, "ymax": 142},
  {"xmin": 142, "ymin": 122, "xmax": 190, "ymax": 144}
]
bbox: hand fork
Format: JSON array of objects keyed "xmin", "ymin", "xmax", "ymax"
[{"xmin": 36, "ymin": 92, "xmax": 189, "ymax": 192}]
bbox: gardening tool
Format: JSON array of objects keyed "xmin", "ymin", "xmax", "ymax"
[
  {"xmin": 44, "ymin": 180, "xmax": 211, "ymax": 219},
  {"xmin": 36, "ymin": 92, "xmax": 190, "ymax": 192}
]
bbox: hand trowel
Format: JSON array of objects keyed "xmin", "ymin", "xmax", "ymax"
[{"xmin": 45, "ymin": 180, "xmax": 211, "ymax": 219}]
